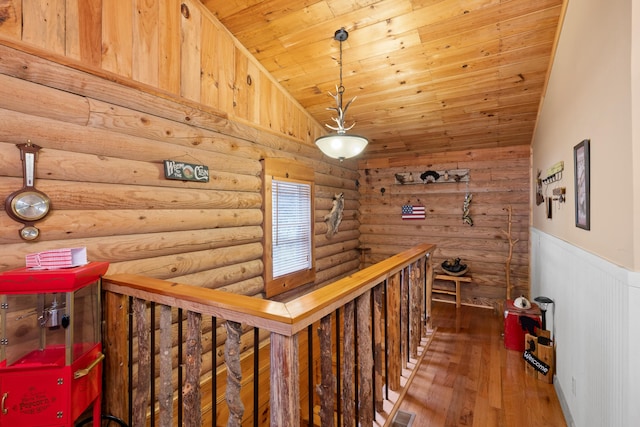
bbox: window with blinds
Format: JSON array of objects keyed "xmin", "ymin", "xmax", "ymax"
[
  {"xmin": 262, "ymin": 158, "xmax": 316, "ymax": 298},
  {"xmin": 271, "ymin": 180, "xmax": 312, "ymax": 277}
]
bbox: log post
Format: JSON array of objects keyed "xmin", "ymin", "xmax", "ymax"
[
  {"xmin": 102, "ymin": 291, "xmax": 130, "ymax": 422},
  {"xmin": 225, "ymin": 320, "xmax": 245, "ymax": 427},
  {"xmin": 270, "ymin": 333, "xmax": 299, "ymax": 427},
  {"xmin": 133, "ymin": 298, "xmax": 150, "ymax": 427},
  {"xmin": 183, "ymin": 311, "xmax": 202, "ymax": 427},
  {"xmin": 316, "ymin": 315, "xmax": 334, "ymax": 427},
  {"xmin": 356, "ymin": 290, "xmax": 373, "ymax": 426}
]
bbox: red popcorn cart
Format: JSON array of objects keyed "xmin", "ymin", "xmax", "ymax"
[{"xmin": 0, "ymin": 262, "xmax": 108, "ymax": 427}]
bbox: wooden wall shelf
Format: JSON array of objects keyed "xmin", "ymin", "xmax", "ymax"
[{"xmin": 394, "ymin": 169, "xmax": 470, "ymax": 185}]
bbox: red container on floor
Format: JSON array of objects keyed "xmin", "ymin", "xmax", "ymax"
[{"xmin": 503, "ymin": 299, "xmax": 541, "ymax": 351}]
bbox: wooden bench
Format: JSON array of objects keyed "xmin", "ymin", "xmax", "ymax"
[{"xmin": 432, "ymin": 274, "xmax": 472, "ymax": 308}]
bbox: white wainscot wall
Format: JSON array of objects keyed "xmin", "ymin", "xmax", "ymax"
[{"xmin": 530, "ymin": 228, "xmax": 640, "ymax": 427}]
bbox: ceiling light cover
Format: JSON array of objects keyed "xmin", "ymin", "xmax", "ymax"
[
  {"xmin": 315, "ymin": 133, "xmax": 368, "ymax": 160},
  {"xmin": 315, "ymin": 28, "xmax": 368, "ymax": 161}
]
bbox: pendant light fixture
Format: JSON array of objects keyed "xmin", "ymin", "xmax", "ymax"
[{"xmin": 315, "ymin": 28, "xmax": 368, "ymax": 161}]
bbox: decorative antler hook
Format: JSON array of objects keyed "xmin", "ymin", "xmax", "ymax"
[{"xmin": 325, "ymin": 85, "xmax": 357, "ymax": 132}]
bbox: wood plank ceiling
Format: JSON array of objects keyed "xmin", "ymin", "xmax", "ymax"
[{"xmin": 201, "ymin": 0, "xmax": 565, "ymax": 159}]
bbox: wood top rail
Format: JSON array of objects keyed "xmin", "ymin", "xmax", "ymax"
[{"xmin": 103, "ymin": 243, "xmax": 435, "ymax": 336}]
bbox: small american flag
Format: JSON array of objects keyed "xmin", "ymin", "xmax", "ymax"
[{"xmin": 401, "ymin": 205, "xmax": 425, "ymax": 220}]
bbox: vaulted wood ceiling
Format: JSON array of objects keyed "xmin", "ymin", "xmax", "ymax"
[{"xmin": 201, "ymin": 0, "xmax": 565, "ymax": 159}]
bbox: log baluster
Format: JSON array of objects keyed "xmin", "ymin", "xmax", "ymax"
[
  {"xmin": 225, "ymin": 320, "xmax": 245, "ymax": 427},
  {"xmin": 183, "ymin": 312, "xmax": 202, "ymax": 427},
  {"xmin": 401, "ymin": 267, "xmax": 409, "ymax": 369},
  {"xmin": 307, "ymin": 324, "xmax": 314, "ymax": 426},
  {"xmin": 334, "ymin": 309, "xmax": 342, "ymax": 425},
  {"xmin": 317, "ymin": 315, "xmax": 334, "ymax": 427},
  {"xmin": 356, "ymin": 290, "xmax": 373, "ymax": 425},
  {"xmin": 158, "ymin": 305, "xmax": 173, "ymax": 427},
  {"xmin": 387, "ymin": 272, "xmax": 401, "ymax": 391},
  {"xmin": 253, "ymin": 327, "xmax": 259, "ymax": 427},
  {"xmin": 342, "ymin": 300, "xmax": 356, "ymax": 426},
  {"xmin": 150, "ymin": 303, "xmax": 156, "ymax": 427},
  {"xmin": 133, "ymin": 298, "xmax": 150, "ymax": 427},
  {"xmin": 373, "ymin": 284, "xmax": 384, "ymax": 413},
  {"xmin": 212, "ymin": 316, "xmax": 218, "ymax": 427},
  {"xmin": 425, "ymin": 252, "xmax": 434, "ymax": 330},
  {"xmin": 409, "ymin": 261, "xmax": 422, "ymax": 359},
  {"xmin": 177, "ymin": 309, "xmax": 184, "ymax": 427}
]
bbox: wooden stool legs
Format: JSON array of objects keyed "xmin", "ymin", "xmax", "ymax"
[{"xmin": 432, "ymin": 274, "xmax": 472, "ymax": 308}]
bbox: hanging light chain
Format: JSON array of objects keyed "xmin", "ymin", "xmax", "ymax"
[
  {"xmin": 338, "ymin": 35, "xmax": 344, "ymax": 95},
  {"xmin": 326, "ymin": 28, "xmax": 356, "ymax": 134}
]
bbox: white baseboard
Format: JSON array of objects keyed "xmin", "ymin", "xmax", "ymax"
[{"xmin": 553, "ymin": 376, "xmax": 576, "ymax": 427}]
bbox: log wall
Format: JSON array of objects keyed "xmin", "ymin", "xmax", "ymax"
[
  {"xmin": 358, "ymin": 146, "xmax": 531, "ymax": 309},
  {"xmin": 0, "ymin": 3, "xmax": 356, "ymax": 423},
  {"xmin": 0, "ymin": 1, "xmax": 361, "ymax": 291},
  {"xmin": 0, "ymin": 2, "xmax": 362, "ymax": 419}
]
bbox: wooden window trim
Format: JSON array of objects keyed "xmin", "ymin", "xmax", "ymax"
[{"xmin": 263, "ymin": 158, "xmax": 316, "ymax": 298}]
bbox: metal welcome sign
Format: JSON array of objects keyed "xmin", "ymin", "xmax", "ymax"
[{"xmin": 163, "ymin": 160, "xmax": 209, "ymax": 182}]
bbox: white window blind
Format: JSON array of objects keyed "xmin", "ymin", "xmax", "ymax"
[{"xmin": 272, "ymin": 179, "xmax": 312, "ymax": 278}]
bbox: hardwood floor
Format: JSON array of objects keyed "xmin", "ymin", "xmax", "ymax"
[{"xmin": 398, "ymin": 301, "xmax": 567, "ymax": 427}]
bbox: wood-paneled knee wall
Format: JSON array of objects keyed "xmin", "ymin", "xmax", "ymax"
[{"xmin": 0, "ymin": 0, "xmax": 325, "ymax": 144}]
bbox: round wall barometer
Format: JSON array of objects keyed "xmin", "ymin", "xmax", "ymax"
[{"xmin": 4, "ymin": 142, "xmax": 51, "ymax": 240}]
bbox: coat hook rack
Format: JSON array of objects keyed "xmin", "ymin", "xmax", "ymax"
[
  {"xmin": 542, "ymin": 161, "xmax": 564, "ymax": 184},
  {"xmin": 542, "ymin": 171, "xmax": 562, "ymax": 184}
]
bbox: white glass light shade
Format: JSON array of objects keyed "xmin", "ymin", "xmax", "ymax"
[{"xmin": 315, "ymin": 133, "xmax": 368, "ymax": 160}]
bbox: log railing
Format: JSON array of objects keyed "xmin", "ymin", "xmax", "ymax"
[{"xmin": 101, "ymin": 243, "xmax": 435, "ymax": 426}]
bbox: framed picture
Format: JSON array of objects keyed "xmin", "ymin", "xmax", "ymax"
[{"xmin": 574, "ymin": 139, "xmax": 590, "ymax": 230}]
